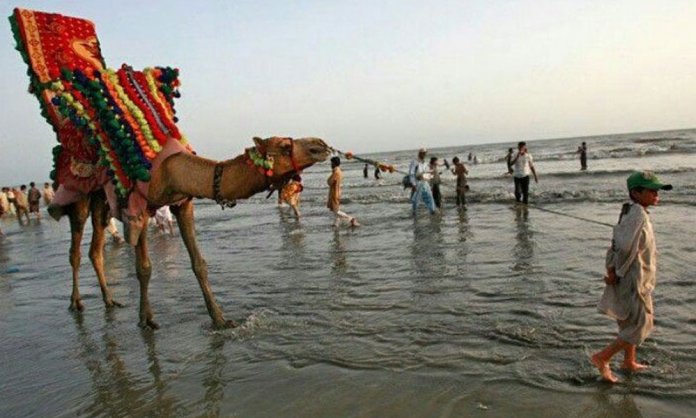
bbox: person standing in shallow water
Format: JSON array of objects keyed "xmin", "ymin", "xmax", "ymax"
[
  {"xmin": 327, "ymin": 156, "xmax": 359, "ymax": 227},
  {"xmin": 451, "ymin": 157, "xmax": 469, "ymax": 208},
  {"xmin": 592, "ymin": 171, "xmax": 672, "ymax": 383},
  {"xmin": 577, "ymin": 141, "xmax": 588, "ymax": 171},
  {"xmin": 510, "ymin": 141, "xmax": 538, "ymax": 204},
  {"xmin": 408, "ymin": 148, "xmax": 436, "ymax": 215},
  {"xmin": 505, "ymin": 148, "xmax": 514, "ymax": 175},
  {"xmin": 43, "ymin": 182, "xmax": 55, "ymax": 206},
  {"xmin": 363, "ymin": 163, "xmax": 369, "ymax": 179},
  {"xmin": 279, "ymin": 174, "xmax": 304, "ymax": 219},
  {"xmin": 13, "ymin": 186, "xmax": 30, "ymax": 225},
  {"xmin": 429, "ymin": 157, "xmax": 442, "ymax": 209},
  {"xmin": 28, "ymin": 182, "xmax": 42, "ymax": 220}
]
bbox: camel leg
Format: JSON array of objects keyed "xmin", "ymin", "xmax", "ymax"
[
  {"xmin": 67, "ymin": 198, "xmax": 90, "ymax": 311},
  {"xmin": 134, "ymin": 216, "xmax": 158, "ymax": 329},
  {"xmin": 171, "ymin": 200, "xmax": 236, "ymax": 329},
  {"xmin": 89, "ymin": 192, "xmax": 123, "ymax": 308}
]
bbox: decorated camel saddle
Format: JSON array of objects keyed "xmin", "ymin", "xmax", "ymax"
[{"xmin": 10, "ymin": 8, "xmax": 192, "ymax": 233}]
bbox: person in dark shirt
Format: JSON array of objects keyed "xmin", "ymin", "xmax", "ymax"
[
  {"xmin": 577, "ymin": 142, "xmax": 588, "ymax": 170},
  {"xmin": 505, "ymin": 148, "xmax": 514, "ymax": 175}
]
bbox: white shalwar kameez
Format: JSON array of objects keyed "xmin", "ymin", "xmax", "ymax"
[{"xmin": 598, "ymin": 203, "xmax": 657, "ymax": 345}]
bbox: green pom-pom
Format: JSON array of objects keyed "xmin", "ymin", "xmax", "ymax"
[{"xmin": 61, "ymin": 68, "xmax": 74, "ymax": 80}]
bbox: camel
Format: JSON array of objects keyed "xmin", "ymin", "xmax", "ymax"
[{"xmin": 59, "ymin": 136, "xmax": 330, "ymax": 329}]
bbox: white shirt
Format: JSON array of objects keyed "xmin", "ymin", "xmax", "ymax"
[
  {"xmin": 599, "ymin": 203, "xmax": 656, "ymax": 318},
  {"xmin": 513, "ymin": 153, "xmax": 534, "ymax": 178},
  {"xmin": 409, "ymin": 159, "xmax": 432, "ymax": 185}
]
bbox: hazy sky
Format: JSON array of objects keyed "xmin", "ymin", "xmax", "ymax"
[{"xmin": 1, "ymin": 0, "xmax": 695, "ymax": 184}]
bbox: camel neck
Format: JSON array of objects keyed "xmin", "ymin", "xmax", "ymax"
[{"xmin": 162, "ymin": 152, "xmax": 269, "ymax": 202}]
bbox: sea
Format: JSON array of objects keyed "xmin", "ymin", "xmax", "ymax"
[{"xmin": 1, "ymin": 128, "xmax": 695, "ymax": 417}]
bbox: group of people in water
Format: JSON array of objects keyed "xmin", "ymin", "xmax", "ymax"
[
  {"xmin": 277, "ymin": 156, "xmax": 360, "ymax": 227},
  {"xmin": 409, "ymin": 141, "xmax": 540, "ymax": 214},
  {"xmin": 0, "ymin": 181, "xmax": 172, "ymax": 240},
  {"xmin": 0, "ymin": 182, "xmax": 53, "ymax": 226},
  {"xmin": 277, "ymin": 139, "xmax": 592, "ymax": 225},
  {"xmin": 406, "ymin": 147, "xmax": 470, "ymax": 214},
  {"xmin": 0, "ymin": 182, "xmax": 54, "ymax": 235}
]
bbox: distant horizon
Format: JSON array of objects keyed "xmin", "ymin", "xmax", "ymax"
[
  {"xmin": 356, "ymin": 125, "xmax": 696, "ymax": 157},
  {"xmin": 1, "ymin": 125, "xmax": 694, "ymax": 186}
]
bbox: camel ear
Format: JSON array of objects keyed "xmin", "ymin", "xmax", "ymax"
[{"xmin": 252, "ymin": 136, "xmax": 267, "ymax": 153}]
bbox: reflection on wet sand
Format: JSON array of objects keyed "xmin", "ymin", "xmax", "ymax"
[
  {"xmin": 513, "ymin": 205, "xmax": 535, "ymax": 273},
  {"xmin": 457, "ymin": 210, "xmax": 472, "ymax": 243},
  {"xmin": 278, "ymin": 219, "xmax": 306, "ymax": 272},
  {"xmin": 568, "ymin": 390, "xmax": 644, "ymax": 418},
  {"xmin": 198, "ymin": 335, "xmax": 228, "ymax": 416},
  {"xmin": 411, "ymin": 216, "xmax": 446, "ymax": 280},
  {"xmin": 72, "ymin": 312, "xmax": 233, "ymax": 416},
  {"xmin": 72, "ymin": 311, "xmax": 180, "ymax": 416},
  {"xmin": 330, "ymin": 229, "xmax": 347, "ymax": 275},
  {"xmin": 73, "ymin": 312, "xmax": 151, "ymax": 416}
]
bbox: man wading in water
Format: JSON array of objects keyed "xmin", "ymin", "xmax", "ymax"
[
  {"xmin": 592, "ymin": 171, "xmax": 672, "ymax": 382},
  {"xmin": 327, "ymin": 156, "xmax": 359, "ymax": 227},
  {"xmin": 408, "ymin": 148, "xmax": 436, "ymax": 215},
  {"xmin": 510, "ymin": 141, "xmax": 538, "ymax": 204}
]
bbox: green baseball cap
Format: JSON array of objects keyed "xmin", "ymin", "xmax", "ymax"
[{"xmin": 627, "ymin": 171, "xmax": 673, "ymax": 191}]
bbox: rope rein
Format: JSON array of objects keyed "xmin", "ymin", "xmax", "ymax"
[{"xmin": 527, "ymin": 204, "xmax": 614, "ymax": 228}]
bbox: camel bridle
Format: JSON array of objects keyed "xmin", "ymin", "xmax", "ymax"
[{"xmin": 213, "ymin": 137, "xmax": 302, "ymax": 210}]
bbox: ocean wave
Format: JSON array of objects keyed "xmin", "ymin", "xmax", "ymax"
[
  {"xmin": 424, "ymin": 166, "xmax": 696, "ymax": 182},
  {"xmin": 525, "ymin": 166, "xmax": 696, "ymax": 180},
  {"xmin": 633, "ymin": 136, "xmax": 690, "ymax": 144},
  {"xmin": 472, "ymin": 142, "xmax": 696, "ymax": 165}
]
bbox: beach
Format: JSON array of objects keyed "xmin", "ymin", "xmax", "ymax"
[{"xmin": 1, "ymin": 129, "xmax": 695, "ymax": 417}]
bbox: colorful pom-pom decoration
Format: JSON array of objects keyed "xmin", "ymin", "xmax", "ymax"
[{"xmin": 10, "ymin": 8, "xmax": 193, "ymax": 199}]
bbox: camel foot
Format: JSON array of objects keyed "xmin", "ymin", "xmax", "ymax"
[
  {"xmin": 620, "ymin": 362, "xmax": 649, "ymax": 372},
  {"xmin": 591, "ymin": 353, "xmax": 619, "ymax": 383},
  {"xmin": 139, "ymin": 319, "xmax": 160, "ymax": 330},
  {"xmin": 105, "ymin": 299, "xmax": 124, "ymax": 308},
  {"xmin": 214, "ymin": 319, "xmax": 238, "ymax": 329},
  {"xmin": 69, "ymin": 299, "xmax": 85, "ymax": 312}
]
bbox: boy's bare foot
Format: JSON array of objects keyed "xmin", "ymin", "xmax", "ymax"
[
  {"xmin": 350, "ymin": 218, "xmax": 360, "ymax": 227},
  {"xmin": 620, "ymin": 361, "xmax": 649, "ymax": 372},
  {"xmin": 591, "ymin": 353, "xmax": 619, "ymax": 383}
]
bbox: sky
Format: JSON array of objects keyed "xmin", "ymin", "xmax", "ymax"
[{"xmin": 1, "ymin": 0, "xmax": 695, "ymax": 184}]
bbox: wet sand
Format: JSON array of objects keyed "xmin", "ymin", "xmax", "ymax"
[{"xmin": 1, "ymin": 198, "xmax": 695, "ymax": 417}]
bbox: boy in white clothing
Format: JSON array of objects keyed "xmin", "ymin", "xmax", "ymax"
[{"xmin": 592, "ymin": 171, "xmax": 672, "ymax": 383}]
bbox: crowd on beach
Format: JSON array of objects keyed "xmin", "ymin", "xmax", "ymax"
[
  {"xmin": 0, "ymin": 182, "xmax": 53, "ymax": 232},
  {"xmin": 0, "ymin": 181, "xmax": 174, "ymax": 240}
]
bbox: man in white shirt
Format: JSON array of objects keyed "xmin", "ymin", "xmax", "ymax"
[
  {"xmin": 510, "ymin": 141, "xmax": 539, "ymax": 204},
  {"xmin": 408, "ymin": 148, "xmax": 436, "ymax": 215}
]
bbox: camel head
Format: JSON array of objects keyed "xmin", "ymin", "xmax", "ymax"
[{"xmin": 251, "ymin": 136, "xmax": 331, "ymax": 180}]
